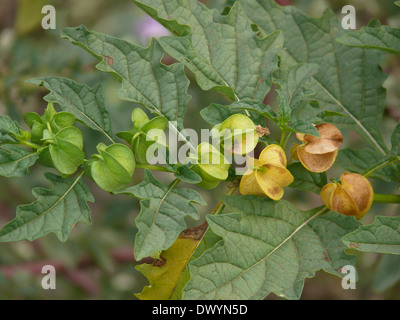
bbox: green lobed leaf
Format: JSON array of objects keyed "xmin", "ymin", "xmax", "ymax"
[
  {"xmin": 26, "ymin": 77, "xmax": 114, "ymax": 143},
  {"xmin": 134, "ymin": 0, "xmax": 283, "ymax": 101},
  {"xmin": 61, "ymin": 26, "xmax": 190, "ymax": 130},
  {"xmin": 343, "ymin": 216, "xmax": 400, "ymax": 255},
  {"xmin": 287, "ymin": 162, "xmax": 327, "ymax": 194},
  {"xmin": 274, "ymin": 63, "xmax": 319, "ymax": 111},
  {"xmin": 0, "ymin": 145, "xmax": 39, "ymax": 178},
  {"xmin": 171, "ymin": 228, "xmax": 221, "ymax": 300},
  {"xmin": 183, "ymin": 195, "xmax": 360, "ymax": 300},
  {"xmin": 282, "ymin": 120, "xmax": 319, "ymax": 136},
  {"xmin": 115, "ymin": 170, "xmax": 206, "ymax": 260},
  {"xmin": 174, "ymin": 164, "xmax": 202, "ymax": 184},
  {"xmin": 0, "ymin": 115, "xmax": 24, "ymax": 143},
  {"xmin": 0, "ymin": 172, "xmax": 93, "ymax": 242},
  {"xmin": 238, "ymin": 0, "xmax": 389, "ymax": 155},
  {"xmin": 336, "ymin": 25, "xmax": 400, "ymax": 54},
  {"xmin": 230, "ymin": 100, "xmax": 277, "ymax": 123},
  {"xmin": 337, "ymin": 148, "xmax": 400, "ymax": 182},
  {"xmin": 391, "ymin": 121, "xmax": 400, "ymax": 156}
]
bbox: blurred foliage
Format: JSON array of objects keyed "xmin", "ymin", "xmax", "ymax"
[{"xmin": 0, "ymin": 0, "xmax": 400, "ymax": 299}]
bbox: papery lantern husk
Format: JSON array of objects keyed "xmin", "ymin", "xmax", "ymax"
[
  {"xmin": 320, "ymin": 172, "xmax": 373, "ymax": 219},
  {"xmin": 295, "ymin": 123, "xmax": 343, "ymax": 173},
  {"xmin": 297, "ymin": 148, "xmax": 338, "ymax": 173}
]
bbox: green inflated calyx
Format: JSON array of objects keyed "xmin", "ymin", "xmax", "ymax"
[
  {"xmin": 44, "ymin": 126, "xmax": 85, "ymax": 176},
  {"xmin": 117, "ymin": 108, "xmax": 168, "ymax": 164},
  {"xmin": 191, "ymin": 143, "xmax": 230, "ymax": 190},
  {"xmin": 86, "ymin": 143, "xmax": 136, "ymax": 192},
  {"xmin": 217, "ymin": 114, "xmax": 259, "ymax": 155},
  {"xmin": 50, "ymin": 112, "xmax": 76, "ymax": 132},
  {"xmin": 131, "ymin": 107, "xmax": 150, "ymax": 130}
]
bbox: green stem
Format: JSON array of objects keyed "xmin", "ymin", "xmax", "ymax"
[
  {"xmin": 279, "ymin": 130, "xmax": 292, "ymax": 150},
  {"xmin": 363, "ymin": 157, "xmax": 398, "ymax": 178},
  {"xmin": 280, "ymin": 130, "xmax": 287, "ymax": 149},
  {"xmin": 46, "ymin": 121, "xmax": 53, "ymax": 133},
  {"xmin": 20, "ymin": 140, "xmax": 41, "ymax": 150},
  {"xmin": 373, "ymin": 193, "xmax": 400, "ymax": 204}
]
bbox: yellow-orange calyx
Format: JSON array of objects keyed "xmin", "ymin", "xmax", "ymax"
[
  {"xmin": 320, "ymin": 172, "xmax": 374, "ymax": 220},
  {"xmin": 239, "ymin": 144, "xmax": 294, "ymax": 201}
]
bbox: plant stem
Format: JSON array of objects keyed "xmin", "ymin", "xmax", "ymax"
[
  {"xmin": 20, "ymin": 140, "xmax": 41, "ymax": 150},
  {"xmin": 373, "ymin": 193, "xmax": 400, "ymax": 204},
  {"xmin": 363, "ymin": 157, "xmax": 398, "ymax": 178},
  {"xmin": 279, "ymin": 130, "xmax": 292, "ymax": 150},
  {"xmin": 280, "ymin": 130, "xmax": 287, "ymax": 148}
]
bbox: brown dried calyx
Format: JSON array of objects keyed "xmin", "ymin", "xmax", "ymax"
[
  {"xmin": 293, "ymin": 123, "xmax": 343, "ymax": 173},
  {"xmin": 320, "ymin": 172, "xmax": 374, "ymax": 220}
]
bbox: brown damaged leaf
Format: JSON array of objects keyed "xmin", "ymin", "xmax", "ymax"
[
  {"xmin": 135, "ymin": 237, "xmax": 199, "ymax": 300},
  {"xmin": 102, "ymin": 55, "xmax": 114, "ymax": 66},
  {"xmin": 179, "ymin": 221, "xmax": 208, "ymax": 240}
]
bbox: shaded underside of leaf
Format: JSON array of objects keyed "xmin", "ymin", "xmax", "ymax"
[
  {"xmin": 61, "ymin": 25, "xmax": 190, "ymax": 130},
  {"xmin": 238, "ymin": 0, "xmax": 389, "ymax": 155},
  {"xmin": 183, "ymin": 195, "xmax": 360, "ymax": 300},
  {"xmin": 0, "ymin": 145, "xmax": 38, "ymax": 178},
  {"xmin": 134, "ymin": 0, "xmax": 283, "ymax": 101},
  {"xmin": 274, "ymin": 62, "xmax": 319, "ymax": 110},
  {"xmin": 0, "ymin": 172, "xmax": 93, "ymax": 242},
  {"xmin": 0, "ymin": 115, "xmax": 23, "ymax": 143},
  {"xmin": 337, "ymin": 148, "xmax": 400, "ymax": 182},
  {"xmin": 26, "ymin": 77, "xmax": 114, "ymax": 143},
  {"xmin": 116, "ymin": 170, "xmax": 205, "ymax": 260},
  {"xmin": 336, "ymin": 25, "xmax": 400, "ymax": 54},
  {"xmin": 287, "ymin": 162, "xmax": 327, "ymax": 194}
]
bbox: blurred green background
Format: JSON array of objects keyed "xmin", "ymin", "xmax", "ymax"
[{"xmin": 0, "ymin": 0, "xmax": 400, "ymax": 300}]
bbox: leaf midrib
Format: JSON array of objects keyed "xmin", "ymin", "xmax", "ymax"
[
  {"xmin": 54, "ymin": 85, "xmax": 115, "ymax": 143},
  {"xmin": 1, "ymin": 172, "xmax": 85, "ymax": 239},
  {"xmin": 0, "ymin": 151, "xmax": 37, "ymax": 167},
  {"xmin": 193, "ymin": 206, "xmax": 327, "ymax": 299}
]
